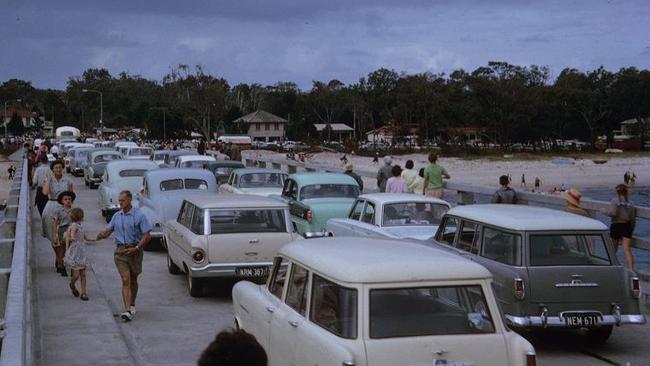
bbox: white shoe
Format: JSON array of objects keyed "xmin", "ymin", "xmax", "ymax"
[
  {"xmin": 129, "ymin": 306, "xmax": 136, "ymax": 315},
  {"xmin": 120, "ymin": 310, "xmax": 133, "ymax": 322}
]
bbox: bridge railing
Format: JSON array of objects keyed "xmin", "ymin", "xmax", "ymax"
[
  {"xmin": 244, "ymin": 155, "xmax": 650, "ymax": 253},
  {"xmin": 0, "ymin": 160, "xmax": 33, "ymax": 366}
]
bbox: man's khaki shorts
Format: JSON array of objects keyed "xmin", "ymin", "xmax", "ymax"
[
  {"xmin": 114, "ymin": 247, "xmax": 143, "ymax": 275},
  {"xmin": 426, "ymin": 188, "xmax": 444, "ymax": 198}
]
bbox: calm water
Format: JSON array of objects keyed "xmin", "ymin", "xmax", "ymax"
[{"xmin": 471, "ymin": 187, "xmax": 650, "ymax": 271}]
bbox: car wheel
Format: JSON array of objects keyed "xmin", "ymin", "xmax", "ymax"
[
  {"xmin": 584, "ymin": 325, "xmax": 613, "ymax": 344},
  {"xmin": 167, "ymin": 252, "xmax": 182, "ymax": 275},
  {"xmin": 84, "ymin": 179, "xmax": 89, "ymax": 187},
  {"xmin": 187, "ymin": 273, "xmax": 204, "ymax": 297},
  {"xmin": 91, "ymin": 183, "xmax": 98, "ymax": 190}
]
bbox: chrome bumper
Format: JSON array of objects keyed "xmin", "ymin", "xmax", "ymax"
[
  {"xmin": 150, "ymin": 230, "xmax": 163, "ymax": 239},
  {"xmin": 506, "ymin": 313, "xmax": 646, "ymax": 328},
  {"xmin": 189, "ymin": 261, "xmax": 273, "ymax": 278},
  {"xmin": 102, "ymin": 206, "xmax": 119, "ymax": 217}
]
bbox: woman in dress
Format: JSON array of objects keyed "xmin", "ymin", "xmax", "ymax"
[
  {"xmin": 42, "ymin": 160, "xmax": 74, "ymax": 268},
  {"xmin": 64, "ymin": 208, "xmax": 96, "ymax": 301},
  {"xmin": 51, "ymin": 191, "xmax": 76, "ymax": 276},
  {"xmin": 603, "ymin": 184, "xmax": 637, "ymax": 269}
]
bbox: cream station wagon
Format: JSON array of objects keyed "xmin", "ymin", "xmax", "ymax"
[
  {"xmin": 327, "ymin": 193, "xmax": 451, "ymax": 241},
  {"xmin": 165, "ymin": 194, "xmax": 300, "ymax": 297},
  {"xmin": 233, "ymin": 237, "xmax": 537, "ymax": 366},
  {"xmin": 98, "ymin": 160, "xmax": 159, "ymax": 221},
  {"xmin": 434, "ymin": 204, "xmax": 646, "ymax": 343}
]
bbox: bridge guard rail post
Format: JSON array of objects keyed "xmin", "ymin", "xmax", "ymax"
[{"xmin": 0, "ymin": 160, "xmax": 32, "ymax": 366}]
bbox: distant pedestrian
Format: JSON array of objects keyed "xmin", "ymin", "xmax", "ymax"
[
  {"xmin": 198, "ymin": 329, "xmax": 267, "ymax": 366},
  {"xmin": 491, "ymin": 175, "xmax": 518, "ymax": 204},
  {"xmin": 197, "ymin": 139, "xmax": 206, "ymax": 155},
  {"xmin": 534, "ymin": 176, "xmax": 542, "ymax": 192},
  {"xmin": 603, "ymin": 184, "xmax": 636, "ymax": 269},
  {"xmin": 563, "ymin": 188, "xmax": 590, "ymax": 217},
  {"xmin": 372, "ymin": 152, "xmax": 379, "ymax": 165},
  {"xmin": 7, "ymin": 165, "xmax": 15, "ymax": 180},
  {"xmin": 343, "ymin": 163, "xmax": 363, "ymax": 192},
  {"xmin": 95, "ymin": 191, "xmax": 152, "ymax": 322},
  {"xmin": 340, "ymin": 154, "xmax": 348, "ymax": 165},
  {"xmin": 423, "ymin": 152, "xmax": 449, "ymax": 198},
  {"xmin": 51, "ymin": 191, "xmax": 76, "ymax": 276},
  {"xmin": 409, "ymin": 168, "xmax": 425, "ymax": 195},
  {"xmin": 401, "ymin": 160, "xmax": 418, "ymax": 193},
  {"xmin": 385, "ymin": 165, "xmax": 407, "ymax": 193},
  {"xmin": 33, "ymin": 156, "xmax": 51, "ymax": 215},
  {"xmin": 376, "ymin": 156, "xmax": 393, "ymax": 192},
  {"xmin": 230, "ymin": 144, "xmax": 242, "ymax": 161},
  {"xmin": 64, "ymin": 208, "xmax": 97, "ymax": 301},
  {"xmin": 520, "ymin": 174, "xmax": 526, "ymax": 187}
]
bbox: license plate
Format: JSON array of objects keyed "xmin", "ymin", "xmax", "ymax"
[
  {"xmin": 236, "ymin": 267, "xmax": 269, "ymax": 277},
  {"xmin": 562, "ymin": 313, "xmax": 601, "ymax": 327}
]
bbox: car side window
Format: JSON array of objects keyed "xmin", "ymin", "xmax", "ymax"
[
  {"xmin": 281, "ymin": 179, "xmax": 293, "ymax": 198},
  {"xmin": 268, "ymin": 257, "xmax": 289, "ymax": 300},
  {"xmin": 190, "ymin": 208, "xmax": 205, "ymax": 235},
  {"xmin": 310, "ymin": 274, "xmax": 358, "ymax": 339},
  {"xmin": 361, "ymin": 202, "xmax": 375, "ymax": 224},
  {"xmin": 177, "ymin": 201, "xmax": 187, "ymax": 222},
  {"xmin": 285, "ymin": 263, "xmax": 309, "ymax": 316},
  {"xmin": 481, "ymin": 227, "xmax": 522, "ymax": 266},
  {"xmin": 180, "ymin": 202, "xmax": 194, "ymax": 228},
  {"xmin": 349, "ymin": 200, "xmax": 365, "ymax": 220},
  {"xmin": 457, "ymin": 221, "xmax": 480, "ymax": 254},
  {"xmin": 289, "ymin": 181, "xmax": 298, "ymax": 200},
  {"xmin": 436, "ymin": 217, "xmax": 458, "ymax": 245}
]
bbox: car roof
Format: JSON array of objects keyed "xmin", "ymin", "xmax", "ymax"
[
  {"xmin": 280, "ymin": 237, "xmax": 491, "ymax": 284},
  {"xmin": 105, "ymin": 160, "xmax": 159, "ymax": 175},
  {"xmin": 446, "ymin": 204, "xmax": 607, "ymax": 231},
  {"xmin": 90, "ymin": 150, "xmax": 122, "ymax": 158},
  {"xmin": 233, "ymin": 168, "xmax": 287, "ymax": 175},
  {"xmin": 185, "ymin": 193, "xmax": 288, "ymax": 209},
  {"xmin": 358, "ymin": 193, "xmax": 450, "ymax": 207},
  {"xmin": 289, "ymin": 172, "xmax": 358, "ymax": 186},
  {"xmin": 177, "ymin": 155, "xmax": 216, "ymax": 162},
  {"xmin": 167, "ymin": 150, "xmax": 198, "ymax": 157},
  {"xmin": 205, "ymin": 160, "xmax": 245, "ymax": 167},
  {"xmin": 144, "ymin": 168, "xmax": 217, "ymax": 186}
]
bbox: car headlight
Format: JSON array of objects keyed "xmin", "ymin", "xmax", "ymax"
[{"xmin": 192, "ymin": 249, "xmax": 205, "ymax": 263}]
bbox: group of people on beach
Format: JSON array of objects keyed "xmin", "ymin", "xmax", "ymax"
[
  {"xmin": 31, "ymin": 148, "xmax": 152, "ymax": 321},
  {"xmin": 373, "ymin": 152, "xmax": 450, "ymax": 197}
]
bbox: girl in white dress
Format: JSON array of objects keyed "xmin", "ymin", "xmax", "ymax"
[{"xmin": 64, "ymin": 208, "xmax": 97, "ymax": 301}]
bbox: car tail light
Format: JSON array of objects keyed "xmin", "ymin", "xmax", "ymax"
[
  {"xmin": 514, "ymin": 278, "xmax": 525, "ymax": 300},
  {"xmin": 306, "ymin": 210, "xmax": 313, "ymax": 222},
  {"xmin": 526, "ymin": 352, "xmax": 537, "ymax": 366},
  {"xmin": 192, "ymin": 249, "xmax": 205, "ymax": 263},
  {"xmin": 631, "ymin": 277, "xmax": 640, "ymax": 298}
]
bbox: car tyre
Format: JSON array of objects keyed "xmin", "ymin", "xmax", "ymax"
[
  {"xmin": 585, "ymin": 325, "xmax": 613, "ymax": 344},
  {"xmin": 187, "ymin": 273, "xmax": 204, "ymax": 297},
  {"xmin": 167, "ymin": 252, "xmax": 182, "ymax": 275}
]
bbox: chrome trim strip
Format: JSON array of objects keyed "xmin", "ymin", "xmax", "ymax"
[
  {"xmin": 189, "ymin": 261, "xmax": 273, "ymax": 278},
  {"xmin": 506, "ymin": 313, "xmax": 646, "ymax": 327},
  {"xmin": 555, "ymin": 283, "xmax": 600, "ymax": 288}
]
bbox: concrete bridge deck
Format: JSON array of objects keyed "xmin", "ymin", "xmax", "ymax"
[{"xmin": 31, "ymin": 174, "xmax": 650, "ymax": 366}]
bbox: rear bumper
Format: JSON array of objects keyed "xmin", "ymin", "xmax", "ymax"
[
  {"xmin": 150, "ymin": 230, "xmax": 163, "ymax": 239},
  {"xmin": 190, "ymin": 261, "xmax": 273, "ymax": 278},
  {"xmin": 506, "ymin": 313, "xmax": 646, "ymax": 328},
  {"xmin": 102, "ymin": 206, "xmax": 120, "ymax": 217}
]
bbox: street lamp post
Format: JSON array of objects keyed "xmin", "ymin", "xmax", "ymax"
[
  {"xmin": 3, "ymin": 98, "xmax": 22, "ymax": 139},
  {"xmin": 82, "ymin": 89, "xmax": 103, "ymax": 136}
]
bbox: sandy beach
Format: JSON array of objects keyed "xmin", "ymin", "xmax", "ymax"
[{"xmin": 244, "ymin": 150, "xmax": 650, "ymax": 191}]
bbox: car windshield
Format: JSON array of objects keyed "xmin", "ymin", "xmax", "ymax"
[
  {"xmin": 128, "ymin": 148, "xmax": 152, "ymax": 156},
  {"xmin": 181, "ymin": 160, "xmax": 210, "ymax": 168},
  {"xmin": 119, "ymin": 169, "xmax": 148, "ymax": 177},
  {"xmin": 160, "ymin": 178, "xmax": 209, "ymax": 191},
  {"xmin": 209, "ymin": 209, "xmax": 287, "ymax": 234},
  {"xmin": 238, "ymin": 173, "xmax": 286, "ymax": 188},
  {"xmin": 382, "ymin": 202, "xmax": 448, "ymax": 227},
  {"xmin": 529, "ymin": 234, "xmax": 612, "ymax": 266},
  {"xmin": 300, "ymin": 184, "xmax": 359, "ymax": 200},
  {"xmin": 370, "ymin": 285, "xmax": 495, "ymax": 338},
  {"xmin": 94, "ymin": 154, "xmax": 121, "ymax": 163},
  {"xmin": 77, "ymin": 150, "xmax": 90, "ymax": 158}
]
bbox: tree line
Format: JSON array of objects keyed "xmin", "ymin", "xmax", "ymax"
[{"xmin": 1, "ymin": 61, "xmax": 649, "ymax": 145}]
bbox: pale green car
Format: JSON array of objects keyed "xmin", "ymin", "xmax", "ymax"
[{"xmin": 277, "ymin": 173, "xmax": 360, "ymax": 235}]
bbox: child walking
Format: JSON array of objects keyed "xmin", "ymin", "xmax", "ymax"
[{"xmin": 64, "ymin": 208, "xmax": 97, "ymax": 301}]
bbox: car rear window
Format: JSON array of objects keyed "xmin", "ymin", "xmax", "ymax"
[
  {"xmin": 239, "ymin": 173, "xmax": 286, "ymax": 188},
  {"xmin": 370, "ymin": 285, "xmax": 495, "ymax": 338},
  {"xmin": 128, "ymin": 148, "xmax": 152, "ymax": 156},
  {"xmin": 160, "ymin": 178, "xmax": 209, "ymax": 191},
  {"xmin": 310, "ymin": 275, "xmax": 357, "ymax": 339},
  {"xmin": 94, "ymin": 154, "xmax": 121, "ymax": 163},
  {"xmin": 300, "ymin": 184, "xmax": 359, "ymax": 200},
  {"xmin": 181, "ymin": 160, "xmax": 209, "ymax": 168},
  {"xmin": 529, "ymin": 234, "xmax": 611, "ymax": 266},
  {"xmin": 382, "ymin": 202, "xmax": 448, "ymax": 227},
  {"xmin": 209, "ymin": 209, "xmax": 287, "ymax": 234},
  {"xmin": 119, "ymin": 169, "xmax": 148, "ymax": 178}
]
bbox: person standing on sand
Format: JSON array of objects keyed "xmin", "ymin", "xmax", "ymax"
[
  {"xmin": 563, "ymin": 188, "xmax": 590, "ymax": 217},
  {"xmin": 534, "ymin": 177, "xmax": 542, "ymax": 192},
  {"xmin": 343, "ymin": 163, "xmax": 363, "ymax": 192},
  {"xmin": 409, "ymin": 168, "xmax": 425, "ymax": 195},
  {"xmin": 423, "ymin": 152, "xmax": 449, "ymax": 198},
  {"xmin": 401, "ymin": 160, "xmax": 418, "ymax": 193},
  {"xmin": 385, "ymin": 165, "xmax": 408, "ymax": 193},
  {"xmin": 372, "ymin": 152, "xmax": 379, "ymax": 165},
  {"xmin": 376, "ymin": 156, "xmax": 393, "ymax": 193},
  {"xmin": 491, "ymin": 175, "xmax": 518, "ymax": 204},
  {"xmin": 520, "ymin": 174, "xmax": 526, "ymax": 187},
  {"xmin": 602, "ymin": 184, "xmax": 636, "ymax": 269}
]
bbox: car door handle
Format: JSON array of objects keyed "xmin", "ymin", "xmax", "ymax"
[
  {"xmin": 288, "ymin": 320, "xmax": 299, "ymax": 328},
  {"xmin": 265, "ymin": 306, "xmax": 275, "ymax": 313}
]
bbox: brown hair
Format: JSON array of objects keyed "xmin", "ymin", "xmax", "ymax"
[
  {"xmin": 428, "ymin": 152, "xmax": 438, "ymax": 163},
  {"xmin": 616, "ymin": 184, "xmax": 628, "ymax": 202},
  {"xmin": 70, "ymin": 208, "xmax": 84, "ymax": 222},
  {"xmin": 391, "ymin": 165, "xmax": 402, "ymax": 177}
]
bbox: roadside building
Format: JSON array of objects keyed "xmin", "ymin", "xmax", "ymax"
[
  {"xmin": 233, "ymin": 110, "xmax": 287, "ymax": 142},
  {"xmin": 313, "ymin": 123, "xmax": 354, "ymax": 142}
]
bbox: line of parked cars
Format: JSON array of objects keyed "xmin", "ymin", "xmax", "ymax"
[{"xmin": 54, "ymin": 138, "xmax": 646, "ymax": 366}]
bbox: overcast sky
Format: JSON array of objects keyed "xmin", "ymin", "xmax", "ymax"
[{"xmin": 1, "ymin": 0, "xmax": 648, "ymax": 90}]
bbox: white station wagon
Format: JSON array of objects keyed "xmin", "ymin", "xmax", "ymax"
[
  {"xmin": 165, "ymin": 194, "xmax": 300, "ymax": 297},
  {"xmin": 233, "ymin": 237, "xmax": 536, "ymax": 366},
  {"xmin": 218, "ymin": 168, "xmax": 288, "ymax": 197},
  {"xmin": 327, "ymin": 193, "xmax": 451, "ymax": 241}
]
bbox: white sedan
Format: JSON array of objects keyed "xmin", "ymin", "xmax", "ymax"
[
  {"xmin": 233, "ymin": 237, "xmax": 537, "ymax": 366},
  {"xmin": 98, "ymin": 160, "xmax": 159, "ymax": 221},
  {"xmin": 218, "ymin": 168, "xmax": 287, "ymax": 197},
  {"xmin": 326, "ymin": 193, "xmax": 451, "ymax": 241}
]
